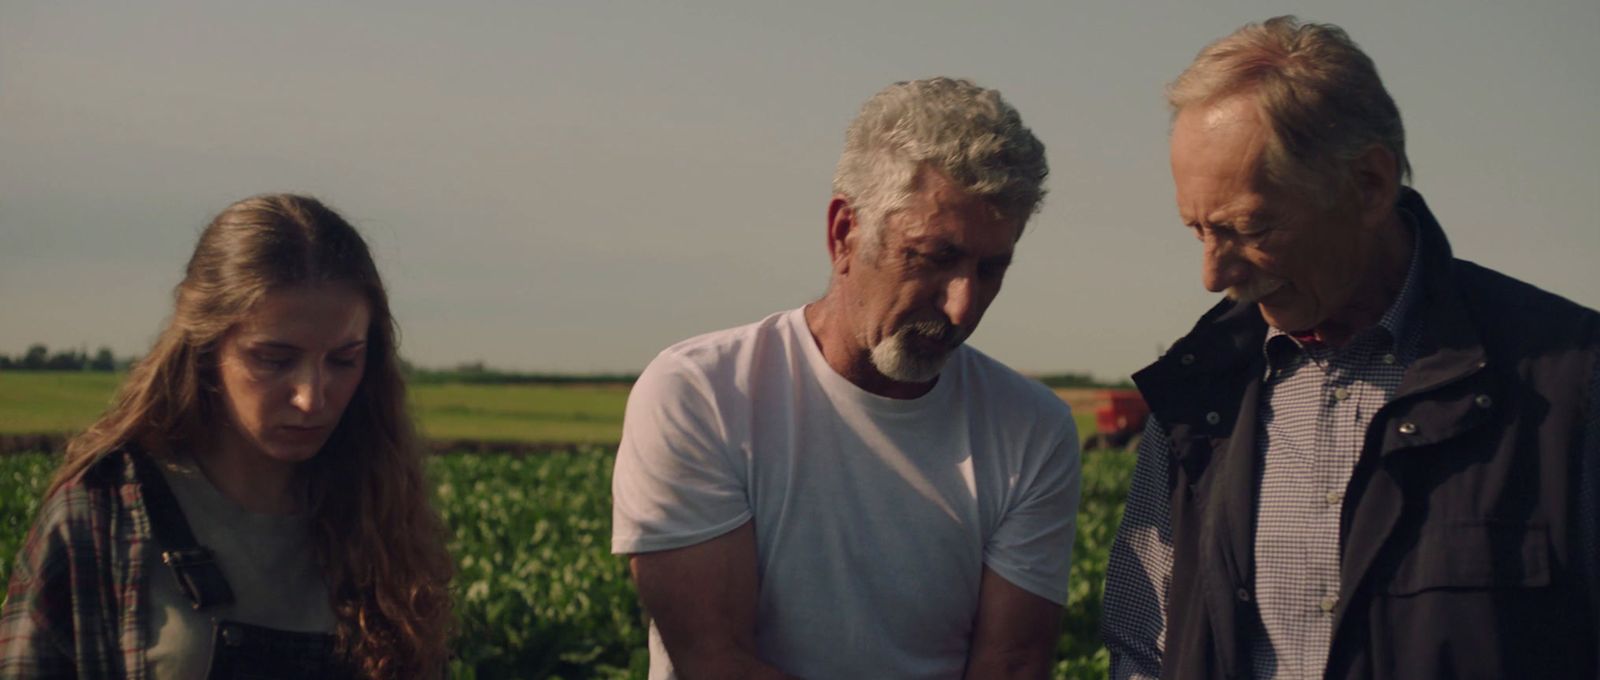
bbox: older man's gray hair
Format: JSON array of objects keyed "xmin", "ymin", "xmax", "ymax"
[
  {"xmin": 1167, "ymin": 15, "xmax": 1411, "ymax": 205},
  {"xmin": 832, "ymin": 77, "xmax": 1049, "ymax": 248}
]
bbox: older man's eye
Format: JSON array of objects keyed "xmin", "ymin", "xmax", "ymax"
[
  {"xmin": 1240, "ymin": 227, "xmax": 1274, "ymax": 245},
  {"xmin": 905, "ymin": 249, "xmax": 946, "ymax": 268}
]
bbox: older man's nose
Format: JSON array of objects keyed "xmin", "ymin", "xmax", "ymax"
[
  {"xmin": 941, "ymin": 275, "xmax": 981, "ymax": 329},
  {"xmin": 1201, "ymin": 238, "xmax": 1249, "ymax": 293}
]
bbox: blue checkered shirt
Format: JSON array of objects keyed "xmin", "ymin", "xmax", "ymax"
[{"xmin": 1104, "ymin": 248, "xmax": 1600, "ymax": 679}]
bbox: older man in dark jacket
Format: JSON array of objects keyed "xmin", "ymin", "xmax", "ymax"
[{"xmin": 1103, "ymin": 16, "xmax": 1599, "ymax": 680}]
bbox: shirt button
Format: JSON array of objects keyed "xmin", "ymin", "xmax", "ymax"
[
  {"xmin": 1180, "ymin": 353, "xmax": 1196, "ymax": 366},
  {"xmin": 1320, "ymin": 595, "xmax": 1338, "ymax": 613},
  {"xmin": 1205, "ymin": 411, "xmax": 1222, "ymax": 425},
  {"xmin": 1398, "ymin": 422, "xmax": 1418, "ymax": 435},
  {"xmin": 1326, "ymin": 490, "xmax": 1344, "ymax": 506},
  {"xmin": 1332, "ymin": 387, "xmax": 1350, "ymax": 402},
  {"xmin": 1236, "ymin": 588, "xmax": 1251, "ymax": 602},
  {"xmin": 1474, "ymin": 394, "xmax": 1493, "ymax": 408},
  {"xmin": 1382, "ymin": 353, "xmax": 1397, "ymax": 365}
]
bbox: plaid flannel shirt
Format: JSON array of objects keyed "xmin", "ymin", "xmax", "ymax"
[{"xmin": 0, "ymin": 451, "xmax": 152, "ymax": 680}]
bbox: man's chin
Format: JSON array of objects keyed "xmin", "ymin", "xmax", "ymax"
[
  {"xmin": 1258, "ymin": 305, "xmax": 1316, "ymax": 335},
  {"xmin": 871, "ymin": 343, "xmax": 952, "ymax": 384}
]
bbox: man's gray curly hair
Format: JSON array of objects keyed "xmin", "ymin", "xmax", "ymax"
[{"xmin": 832, "ymin": 77, "xmax": 1048, "ymax": 247}]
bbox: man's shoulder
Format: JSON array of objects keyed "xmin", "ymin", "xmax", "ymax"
[
  {"xmin": 633, "ymin": 309, "xmax": 801, "ymax": 407},
  {"xmin": 957, "ymin": 345, "xmax": 1074, "ymax": 422},
  {"xmin": 655, "ymin": 309, "xmax": 793, "ymax": 370},
  {"xmin": 1451, "ymin": 259, "xmax": 1600, "ymax": 346},
  {"xmin": 646, "ymin": 307, "xmax": 796, "ymax": 380}
]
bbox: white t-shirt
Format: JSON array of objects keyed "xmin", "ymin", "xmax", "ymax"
[{"xmin": 612, "ymin": 308, "xmax": 1081, "ymax": 680}]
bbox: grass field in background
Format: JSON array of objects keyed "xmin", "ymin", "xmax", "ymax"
[
  {"xmin": 0, "ymin": 372, "xmax": 1102, "ymax": 443},
  {"xmin": 0, "ymin": 373, "xmax": 123, "ymax": 434},
  {"xmin": 0, "ymin": 372, "xmax": 631, "ymax": 443},
  {"xmin": 412, "ymin": 383, "xmax": 629, "ymax": 443}
]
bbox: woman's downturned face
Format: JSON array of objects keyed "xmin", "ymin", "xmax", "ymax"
[{"xmin": 214, "ymin": 283, "xmax": 372, "ymax": 464}]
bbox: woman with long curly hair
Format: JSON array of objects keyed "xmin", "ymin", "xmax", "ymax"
[{"xmin": 0, "ymin": 194, "xmax": 454, "ymax": 679}]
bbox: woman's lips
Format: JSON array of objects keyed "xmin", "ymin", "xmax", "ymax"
[{"xmin": 277, "ymin": 424, "xmax": 330, "ymax": 442}]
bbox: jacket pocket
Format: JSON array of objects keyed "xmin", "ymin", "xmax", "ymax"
[{"xmin": 1385, "ymin": 520, "xmax": 1549, "ymax": 595}]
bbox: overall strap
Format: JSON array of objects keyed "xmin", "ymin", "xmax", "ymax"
[{"xmin": 129, "ymin": 450, "xmax": 236, "ymax": 611}]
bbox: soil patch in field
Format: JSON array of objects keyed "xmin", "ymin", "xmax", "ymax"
[{"xmin": 0, "ymin": 433, "xmax": 69, "ymax": 455}]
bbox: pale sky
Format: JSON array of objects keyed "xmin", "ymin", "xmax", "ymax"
[{"xmin": 3, "ymin": 0, "xmax": 1596, "ymax": 381}]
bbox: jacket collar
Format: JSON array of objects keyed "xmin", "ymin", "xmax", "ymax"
[{"xmin": 1390, "ymin": 189, "xmax": 1489, "ymax": 399}]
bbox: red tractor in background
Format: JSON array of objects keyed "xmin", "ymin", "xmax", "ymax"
[{"xmin": 1081, "ymin": 389, "xmax": 1149, "ymax": 452}]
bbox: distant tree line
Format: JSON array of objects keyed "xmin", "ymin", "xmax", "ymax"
[
  {"xmin": 0, "ymin": 347, "xmax": 637, "ymax": 383},
  {"xmin": 0, "ymin": 344, "xmax": 132, "ymax": 372}
]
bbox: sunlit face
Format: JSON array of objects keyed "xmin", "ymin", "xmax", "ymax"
[
  {"xmin": 214, "ymin": 283, "xmax": 372, "ymax": 465},
  {"xmin": 1170, "ymin": 95, "xmax": 1367, "ymax": 333},
  {"xmin": 847, "ymin": 168, "xmax": 1021, "ymax": 383}
]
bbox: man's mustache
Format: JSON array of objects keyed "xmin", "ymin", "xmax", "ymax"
[
  {"xmin": 899, "ymin": 319, "xmax": 964, "ymax": 347},
  {"xmin": 1227, "ymin": 277, "xmax": 1286, "ymax": 304}
]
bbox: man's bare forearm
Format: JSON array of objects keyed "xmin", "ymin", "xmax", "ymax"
[
  {"xmin": 672, "ymin": 647, "xmax": 801, "ymax": 680},
  {"xmin": 961, "ymin": 567, "xmax": 1061, "ymax": 680},
  {"xmin": 630, "ymin": 524, "xmax": 801, "ymax": 680},
  {"xmin": 962, "ymin": 648, "xmax": 1053, "ymax": 680}
]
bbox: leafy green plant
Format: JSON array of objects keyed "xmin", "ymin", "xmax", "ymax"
[
  {"xmin": 1056, "ymin": 450, "xmax": 1138, "ymax": 680},
  {"xmin": 434, "ymin": 449, "xmax": 647, "ymax": 679},
  {"xmin": 0, "ymin": 453, "xmax": 53, "ymax": 586}
]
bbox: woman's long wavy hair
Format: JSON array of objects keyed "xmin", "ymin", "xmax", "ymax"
[{"xmin": 48, "ymin": 194, "xmax": 454, "ymax": 678}]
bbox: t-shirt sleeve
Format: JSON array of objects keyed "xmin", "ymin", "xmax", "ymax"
[
  {"xmin": 982, "ymin": 412, "xmax": 1082, "ymax": 606},
  {"xmin": 611, "ymin": 351, "xmax": 752, "ymax": 555}
]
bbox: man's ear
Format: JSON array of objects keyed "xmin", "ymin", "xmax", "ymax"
[
  {"xmin": 827, "ymin": 196, "xmax": 858, "ymax": 274},
  {"xmin": 1349, "ymin": 144, "xmax": 1400, "ymax": 228}
]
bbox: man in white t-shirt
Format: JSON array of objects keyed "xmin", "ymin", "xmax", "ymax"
[{"xmin": 611, "ymin": 77, "xmax": 1081, "ymax": 680}]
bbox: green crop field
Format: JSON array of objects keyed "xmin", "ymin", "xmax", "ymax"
[
  {"xmin": 0, "ymin": 371, "xmax": 1131, "ymax": 678},
  {"xmin": 2, "ymin": 448, "xmax": 1135, "ymax": 679},
  {"xmin": 0, "ymin": 454, "xmax": 55, "ymax": 585}
]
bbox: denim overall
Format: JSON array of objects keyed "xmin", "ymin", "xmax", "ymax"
[{"xmin": 132, "ymin": 452, "xmax": 355, "ymax": 679}]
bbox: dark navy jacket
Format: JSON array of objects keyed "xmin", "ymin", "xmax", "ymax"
[{"xmin": 1134, "ymin": 189, "xmax": 1600, "ymax": 679}]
